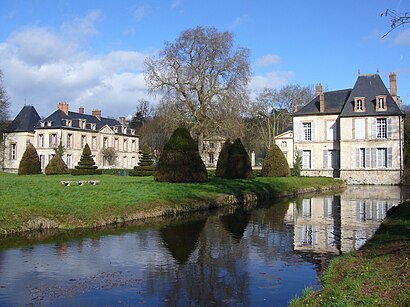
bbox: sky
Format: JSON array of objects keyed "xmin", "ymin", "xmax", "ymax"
[{"xmin": 0, "ymin": 0, "xmax": 409, "ymax": 120}]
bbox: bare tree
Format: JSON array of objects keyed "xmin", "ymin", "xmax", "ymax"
[
  {"xmin": 101, "ymin": 147, "xmax": 117, "ymax": 166},
  {"xmin": 277, "ymin": 84, "xmax": 315, "ymax": 115},
  {"xmin": 382, "ymin": 9, "xmax": 410, "ymax": 37},
  {"xmin": 0, "ymin": 69, "xmax": 10, "ymax": 170},
  {"xmin": 144, "ymin": 26, "xmax": 251, "ymax": 145}
]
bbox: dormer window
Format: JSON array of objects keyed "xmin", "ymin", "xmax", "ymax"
[
  {"xmin": 91, "ymin": 123, "xmax": 96, "ymax": 130},
  {"xmin": 354, "ymin": 97, "xmax": 365, "ymax": 112},
  {"xmin": 131, "ymin": 129, "xmax": 135, "ymax": 135},
  {"xmin": 65, "ymin": 120, "xmax": 72, "ymax": 127},
  {"xmin": 114, "ymin": 127, "xmax": 119, "ymax": 133},
  {"xmin": 376, "ymin": 95, "xmax": 387, "ymax": 111},
  {"xmin": 122, "ymin": 126, "xmax": 127, "ymax": 134},
  {"xmin": 47, "ymin": 121, "xmax": 53, "ymax": 127},
  {"xmin": 40, "ymin": 122, "xmax": 45, "ymax": 127},
  {"xmin": 79, "ymin": 120, "xmax": 86, "ymax": 129}
]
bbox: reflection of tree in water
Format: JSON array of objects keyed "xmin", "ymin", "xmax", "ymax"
[
  {"xmin": 160, "ymin": 218, "xmax": 207, "ymax": 265},
  {"xmin": 219, "ymin": 208, "xmax": 251, "ymax": 241}
]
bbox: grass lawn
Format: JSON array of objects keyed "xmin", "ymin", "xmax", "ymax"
[
  {"xmin": 0, "ymin": 172, "xmax": 343, "ymax": 234},
  {"xmin": 290, "ymin": 202, "xmax": 410, "ymax": 307}
]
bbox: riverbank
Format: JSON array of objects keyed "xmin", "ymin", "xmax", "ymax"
[
  {"xmin": 0, "ymin": 172, "xmax": 344, "ymax": 235},
  {"xmin": 291, "ymin": 201, "xmax": 410, "ymax": 307}
]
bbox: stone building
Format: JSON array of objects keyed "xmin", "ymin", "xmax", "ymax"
[
  {"xmin": 2, "ymin": 102, "xmax": 139, "ymax": 172},
  {"xmin": 292, "ymin": 72, "xmax": 404, "ymax": 184},
  {"xmin": 274, "ymin": 125, "xmax": 294, "ymax": 168},
  {"xmin": 200, "ymin": 135, "xmax": 226, "ymax": 167}
]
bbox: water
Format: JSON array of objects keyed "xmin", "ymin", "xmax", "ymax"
[{"xmin": 0, "ymin": 186, "xmax": 403, "ymax": 306}]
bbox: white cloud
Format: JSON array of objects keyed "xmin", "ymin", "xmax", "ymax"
[
  {"xmin": 171, "ymin": 0, "xmax": 182, "ymax": 9},
  {"xmin": 0, "ymin": 12, "xmax": 154, "ymax": 119},
  {"xmin": 255, "ymin": 54, "xmax": 281, "ymax": 67},
  {"xmin": 133, "ymin": 6, "xmax": 146, "ymax": 22},
  {"xmin": 393, "ymin": 28, "xmax": 410, "ymax": 45},
  {"xmin": 249, "ymin": 70, "xmax": 294, "ymax": 95}
]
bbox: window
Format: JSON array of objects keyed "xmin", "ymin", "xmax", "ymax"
[
  {"xmin": 377, "ymin": 148, "xmax": 387, "ymax": 168},
  {"xmin": 281, "ymin": 141, "xmax": 287, "ymax": 148},
  {"xmin": 376, "ymin": 118, "xmax": 387, "ymax": 139},
  {"xmin": 302, "ymin": 150, "xmax": 311, "ymax": 169},
  {"xmin": 81, "ymin": 135, "xmax": 86, "ymax": 148},
  {"xmin": 302, "ymin": 199, "xmax": 311, "ymax": 217},
  {"xmin": 10, "ymin": 143, "xmax": 17, "ymax": 160},
  {"xmin": 67, "ymin": 134, "xmax": 72, "ymax": 148},
  {"xmin": 326, "ymin": 121, "xmax": 337, "ymax": 141},
  {"xmin": 115, "ymin": 138, "xmax": 119, "ymax": 150},
  {"xmin": 103, "ymin": 137, "xmax": 108, "ymax": 149},
  {"xmin": 359, "ymin": 148, "xmax": 366, "ymax": 168},
  {"xmin": 92, "ymin": 136, "xmax": 97, "ymax": 150},
  {"xmin": 50, "ymin": 134, "xmax": 57, "ymax": 147},
  {"xmin": 38, "ymin": 134, "xmax": 44, "ymax": 148},
  {"xmin": 132, "ymin": 140, "xmax": 136, "ymax": 151},
  {"xmin": 303, "ymin": 123, "xmax": 312, "ymax": 141},
  {"xmin": 66, "ymin": 154, "xmax": 72, "ymax": 169},
  {"xmin": 210, "ymin": 142, "xmax": 214, "ymax": 149},
  {"xmin": 323, "ymin": 150, "xmax": 338, "ymax": 169},
  {"xmin": 354, "ymin": 97, "xmax": 365, "ymax": 112},
  {"xmin": 376, "ymin": 95, "xmax": 387, "ymax": 111},
  {"xmin": 209, "ymin": 153, "xmax": 214, "ymax": 164},
  {"xmin": 354, "ymin": 118, "xmax": 366, "ymax": 140},
  {"xmin": 40, "ymin": 122, "xmax": 45, "ymax": 127},
  {"xmin": 123, "ymin": 156, "xmax": 127, "ymax": 167},
  {"xmin": 39, "ymin": 155, "xmax": 45, "ymax": 169},
  {"xmin": 123, "ymin": 139, "xmax": 128, "ymax": 151}
]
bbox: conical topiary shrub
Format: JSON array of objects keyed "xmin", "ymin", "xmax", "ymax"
[
  {"xmin": 44, "ymin": 154, "xmax": 69, "ymax": 175},
  {"xmin": 260, "ymin": 144, "xmax": 290, "ymax": 177},
  {"xmin": 129, "ymin": 146, "xmax": 155, "ymax": 176},
  {"xmin": 154, "ymin": 126, "xmax": 208, "ymax": 183},
  {"xmin": 223, "ymin": 138, "xmax": 253, "ymax": 179},
  {"xmin": 18, "ymin": 143, "xmax": 42, "ymax": 175},
  {"xmin": 71, "ymin": 143, "xmax": 102, "ymax": 175},
  {"xmin": 215, "ymin": 139, "xmax": 232, "ymax": 177}
]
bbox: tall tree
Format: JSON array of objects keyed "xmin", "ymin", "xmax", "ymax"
[
  {"xmin": 129, "ymin": 99, "xmax": 154, "ymax": 131},
  {"xmin": 382, "ymin": 9, "xmax": 410, "ymax": 37},
  {"xmin": 0, "ymin": 69, "xmax": 10, "ymax": 137},
  {"xmin": 144, "ymin": 26, "xmax": 251, "ymax": 143}
]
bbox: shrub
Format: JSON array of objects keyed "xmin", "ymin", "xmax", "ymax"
[
  {"xmin": 292, "ymin": 150, "xmax": 302, "ymax": 176},
  {"xmin": 71, "ymin": 143, "xmax": 101, "ymax": 176},
  {"xmin": 129, "ymin": 146, "xmax": 155, "ymax": 176},
  {"xmin": 154, "ymin": 126, "xmax": 208, "ymax": 183},
  {"xmin": 223, "ymin": 138, "xmax": 253, "ymax": 179},
  {"xmin": 260, "ymin": 144, "xmax": 290, "ymax": 177},
  {"xmin": 18, "ymin": 143, "xmax": 42, "ymax": 175},
  {"xmin": 44, "ymin": 154, "xmax": 69, "ymax": 175},
  {"xmin": 215, "ymin": 139, "xmax": 232, "ymax": 177}
]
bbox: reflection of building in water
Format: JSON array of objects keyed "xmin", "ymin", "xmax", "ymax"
[{"xmin": 292, "ymin": 186, "xmax": 402, "ymax": 254}]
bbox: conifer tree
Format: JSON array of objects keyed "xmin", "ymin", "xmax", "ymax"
[{"xmin": 18, "ymin": 143, "xmax": 41, "ymax": 175}]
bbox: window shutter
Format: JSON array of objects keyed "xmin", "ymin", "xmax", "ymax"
[
  {"xmin": 371, "ymin": 118, "xmax": 377, "ymax": 139},
  {"xmin": 323, "ymin": 150, "xmax": 328, "ymax": 168},
  {"xmin": 387, "ymin": 118, "xmax": 393, "ymax": 139},
  {"xmin": 387, "ymin": 147, "xmax": 393, "ymax": 168},
  {"xmin": 371, "ymin": 148, "xmax": 377, "ymax": 168},
  {"xmin": 355, "ymin": 149, "xmax": 360, "ymax": 168},
  {"xmin": 311, "ymin": 122, "xmax": 316, "ymax": 141},
  {"xmin": 335, "ymin": 150, "xmax": 340, "ymax": 169},
  {"xmin": 365, "ymin": 148, "xmax": 371, "ymax": 168},
  {"xmin": 297, "ymin": 123, "xmax": 302, "ymax": 142}
]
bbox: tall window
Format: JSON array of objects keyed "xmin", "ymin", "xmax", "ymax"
[
  {"xmin": 302, "ymin": 150, "xmax": 311, "ymax": 169},
  {"xmin": 376, "ymin": 119, "xmax": 387, "ymax": 139},
  {"xmin": 303, "ymin": 123, "xmax": 312, "ymax": 141},
  {"xmin": 209, "ymin": 153, "xmax": 214, "ymax": 164},
  {"xmin": 67, "ymin": 134, "xmax": 72, "ymax": 148},
  {"xmin": 81, "ymin": 135, "xmax": 86, "ymax": 148},
  {"xmin": 281, "ymin": 141, "xmax": 287, "ymax": 148},
  {"xmin": 66, "ymin": 154, "xmax": 72, "ymax": 168},
  {"xmin": 359, "ymin": 148, "xmax": 366, "ymax": 168},
  {"xmin": 132, "ymin": 140, "xmax": 136, "ymax": 151},
  {"xmin": 50, "ymin": 134, "xmax": 57, "ymax": 147},
  {"xmin": 354, "ymin": 118, "xmax": 366, "ymax": 139},
  {"xmin": 10, "ymin": 144, "xmax": 17, "ymax": 160},
  {"xmin": 103, "ymin": 137, "xmax": 108, "ymax": 149},
  {"xmin": 354, "ymin": 97, "xmax": 365, "ymax": 112},
  {"xmin": 376, "ymin": 95, "xmax": 387, "ymax": 111},
  {"xmin": 38, "ymin": 134, "xmax": 44, "ymax": 148},
  {"xmin": 123, "ymin": 139, "xmax": 128, "ymax": 151},
  {"xmin": 115, "ymin": 138, "xmax": 119, "ymax": 150},
  {"xmin": 39, "ymin": 155, "xmax": 44, "ymax": 169},
  {"xmin": 92, "ymin": 136, "xmax": 97, "ymax": 149},
  {"xmin": 326, "ymin": 121, "xmax": 336, "ymax": 141},
  {"xmin": 377, "ymin": 148, "xmax": 387, "ymax": 168}
]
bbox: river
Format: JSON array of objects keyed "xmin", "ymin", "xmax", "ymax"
[{"xmin": 0, "ymin": 185, "xmax": 404, "ymax": 306}]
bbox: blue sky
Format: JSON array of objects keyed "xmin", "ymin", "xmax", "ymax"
[{"xmin": 0, "ymin": 0, "xmax": 409, "ymax": 119}]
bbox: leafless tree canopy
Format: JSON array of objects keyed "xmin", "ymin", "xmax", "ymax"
[
  {"xmin": 382, "ymin": 9, "xmax": 410, "ymax": 37},
  {"xmin": 0, "ymin": 70, "xmax": 10, "ymax": 123},
  {"xmin": 144, "ymin": 26, "xmax": 251, "ymax": 138}
]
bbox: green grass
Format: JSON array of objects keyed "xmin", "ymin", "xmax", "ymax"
[
  {"xmin": 290, "ymin": 202, "xmax": 410, "ymax": 307},
  {"xmin": 0, "ymin": 172, "xmax": 343, "ymax": 234}
]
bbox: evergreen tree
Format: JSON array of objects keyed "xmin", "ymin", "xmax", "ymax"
[
  {"xmin": 18, "ymin": 143, "xmax": 41, "ymax": 175},
  {"xmin": 260, "ymin": 144, "xmax": 290, "ymax": 177},
  {"xmin": 215, "ymin": 139, "xmax": 232, "ymax": 177},
  {"xmin": 44, "ymin": 154, "xmax": 69, "ymax": 175},
  {"xmin": 223, "ymin": 138, "xmax": 253, "ymax": 179},
  {"xmin": 71, "ymin": 144, "xmax": 102, "ymax": 175},
  {"xmin": 129, "ymin": 146, "xmax": 155, "ymax": 176}
]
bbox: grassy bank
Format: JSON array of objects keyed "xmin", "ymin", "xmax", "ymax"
[
  {"xmin": 291, "ymin": 202, "xmax": 410, "ymax": 307},
  {"xmin": 0, "ymin": 172, "xmax": 343, "ymax": 235}
]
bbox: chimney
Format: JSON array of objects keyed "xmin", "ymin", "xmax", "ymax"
[
  {"xmin": 319, "ymin": 93, "xmax": 325, "ymax": 112},
  {"xmin": 119, "ymin": 116, "xmax": 126, "ymax": 125},
  {"xmin": 92, "ymin": 109, "xmax": 101, "ymax": 120},
  {"xmin": 57, "ymin": 102, "xmax": 69, "ymax": 115},
  {"xmin": 315, "ymin": 83, "xmax": 323, "ymax": 97},
  {"xmin": 389, "ymin": 72, "xmax": 397, "ymax": 99},
  {"xmin": 79, "ymin": 106, "xmax": 84, "ymax": 114},
  {"xmin": 294, "ymin": 105, "xmax": 298, "ymax": 113}
]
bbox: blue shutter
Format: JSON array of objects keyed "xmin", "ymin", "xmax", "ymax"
[
  {"xmin": 371, "ymin": 148, "xmax": 377, "ymax": 168},
  {"xmin": 365, "ymin": 148, "xmax": 371, "ymax": 168},
  {"xmin": 355, "ymin": 148, "xmax": 360, "ymax": 168},
  {"xmin": 323, "ymin": 150, "xmax": 328, "ymax": 168},
  {"xmin": 387, "ymin": 118, "xmax": 393, "ymax": 139},
  {"xmin": 387, "ymin": 147, "xmax": 393, "ymax": 168},
  {"xmin": 371, "ymin": 118, "xmax": 377, "ymax": 139}
]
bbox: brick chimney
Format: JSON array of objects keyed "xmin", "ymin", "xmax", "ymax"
[
  {"xmin": 92, "ymin": 109, "xmax": 101, "ymax": 120},
  {"xmin": 315, "ymin": 83, "xmax": 323, "ymax": 97},
  {"xmin": 57, "ymin": 102, "xmax": 69, "ymax": 115},
  {"xmin": 119, "ymin": 116, "xmax": 126, "ymax": 125},
  {"xmin": 319, "ymin": 93, "xmax": 325, "ymax": 112},
  {"xmin": 389, "ymin": 72, "xmax": 397, "ymax": 99},
  {"xmin": 79, "ymin": 106, "xmax": 84, "ymax": 114}
]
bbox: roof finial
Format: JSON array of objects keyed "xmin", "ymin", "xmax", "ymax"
[
  {"xmin": 358, "ymin": 69, "xmax": 361, "ymax": 75},
  {"xmin": 377, "ymin": 68, "xmax": 379, "ymax": 74}
]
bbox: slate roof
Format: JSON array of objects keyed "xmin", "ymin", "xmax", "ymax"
[
  {"xmin": 4, "ymin": 105, "xmax": 41, "ymax": 132},
  {"xmin": 294, "ymin": 89, "xmax": 352, "ymax": 116},
  {"xmin": 340, "ymin": 74, "xmax": 404, "ymax": 117},
  {"xmin": 276, "ymin": 125, "xmax": 293, "ymax": 137}
]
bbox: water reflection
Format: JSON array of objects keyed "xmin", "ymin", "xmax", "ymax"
[
  {"xmin": 292, "ymin": 185, "xmax": 402, "ymax": 254},
  {"xmin": 0, "ymin": 185, "xmax": 403, "ymax": 306}
]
